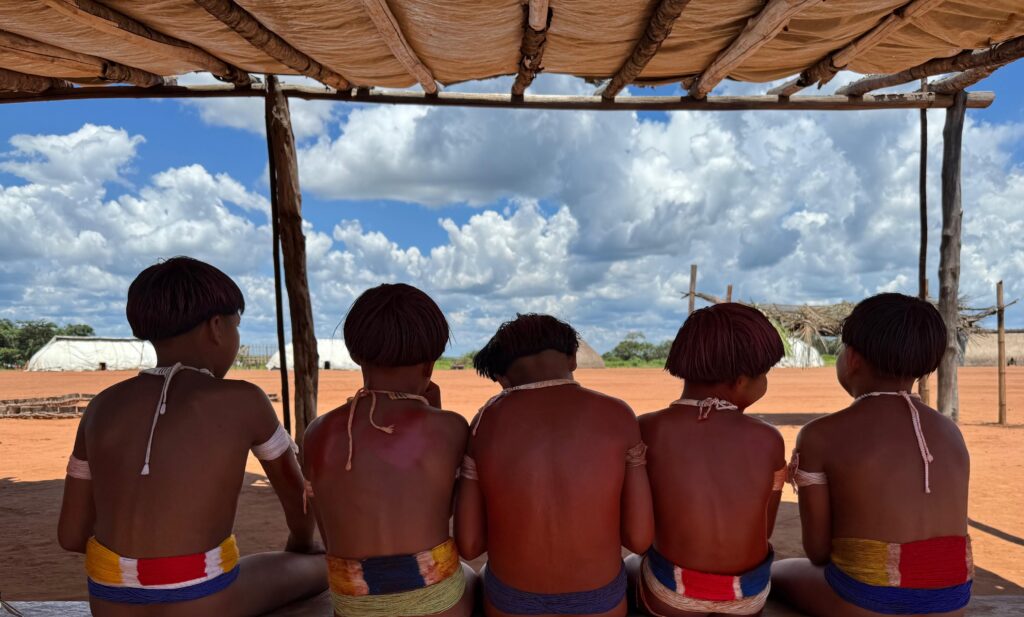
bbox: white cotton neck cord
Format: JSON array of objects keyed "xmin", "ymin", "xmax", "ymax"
[
  {"xmin": 344, "ymin": 389, "xmax": 430, "ymax": 471},
  {"xmin": 471, "ymin": 378, "xmax": 579, "ymax": 436},
  {"xmin": 138, "ymin": 363, "xmax": 214, "ymax": 476},
  {"xmin": 670, "ymin": 397, "xmax": 739, "ymax": 420},
  {"xmin": 853, "ymin": 390, "xmax": 933, "ymax": 493}
]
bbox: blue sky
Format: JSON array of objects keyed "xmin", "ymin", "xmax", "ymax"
[{"xmin": 1, "ymin": 66, "xmax": 1023, "ymax": 353}]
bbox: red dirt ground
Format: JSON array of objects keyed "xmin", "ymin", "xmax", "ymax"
[{"xmin": 2, "ymin": 367, "xmax": 1022, "ymax": 600}]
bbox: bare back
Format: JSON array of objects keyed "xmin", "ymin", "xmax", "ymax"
[
  {"xmin": 83, "ymin": 373, "xmax": 275, "ymax": 557},
  {"xmin": 472, "ymin": 385, "xmax": 638, "ymax": 591},
  {"xmin": 641, "ymin": 406, "xmax": 784, "ymax": 573},
  {"xmin": 304, "ymin": 398, "xmax": 468, "ymax": 557},
  {"xmin": 802, "ymin": 397, "xmax": 970, "ymax": 542}
]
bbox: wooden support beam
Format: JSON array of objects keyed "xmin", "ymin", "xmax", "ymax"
[
  {"xmin": 194, "ymin": 0, "xmax": 349, "ymax": 91},
  {"xmin": 267, "ymin": 86, "xmax": 292, "ymax": 438},
  {"xmin": 511, "ymin": 2, "xmax": 551, "ymax": 97},
  {"xmin": 0, "ymin": 29, "xmax": 164, "ymax": 87},
  {"xmin": 781, "ymin": 0, "xmax": 945, "ymax": 95},
  {"xmin": 0, "ymin": 82, "xmax": 996, "ymax": 111},
  {"xmin": 359, "ymin": 0, "xmax": 436, "ymax": 93},
  {"xmin": 997, "ymin": 280, "xmax": 1007, "ymax": 425},
  {"xmin": 689, "ymin": 0, "xmax": 821, "ymax": 99},
  {"xmin": 601, "ymin": 0, "xmax": 692, "ymax": 100},
  {"xmin": 0, "ymin": 66, "xmax": 73, "ymax": 93},
  {"xmin": 688, "ymin": 264, "xmax": 698, "ymax": 315},
  {"xmin": 928, "ymin": 64, "xmax": 1005, "ymax": 95},
  {"xmin": 937, "ymin": 90, "xmax": 966, "ymax": 421},
  {"xmin": 837, "ymin": 35, "xmax": 1024, "ymax": 97},
  {"xmin": 918, "ymin": 79, "xmax": 931, "ymax": 407},
  {"xmin": 726, "ymin": 284, "xmax": 733, "ymax": 303},
  {"xmin": 264, "ymin": 75, "xmax": 318, "ymax": 446},
  {"xmin": 38, "ymin": 0, "xmax": 250, "ymax": 86}
]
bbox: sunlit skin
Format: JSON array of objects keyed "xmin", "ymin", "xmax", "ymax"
[
  {"xmin": 302, "ymin": 363, "xmax": 476, "ymax": 617},
  {"xmin": 58, "ymin": 313, "xmax": 327, "ymax": 617},
  {"xmin": 628, "ymin": 373, "xmax": 784, "ymax": 617},
  {"xmin": 770, "ymin": 346, "xmax": 970, "ymax": 617},
  {"xmin": 455, "ymin": 349, "xmax": 655, "ymax": 617}
]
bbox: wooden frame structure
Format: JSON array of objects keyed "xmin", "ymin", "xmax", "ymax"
[{"xmin": 2, "ymin": 1, "xmax": 1021, "ymax": 428}]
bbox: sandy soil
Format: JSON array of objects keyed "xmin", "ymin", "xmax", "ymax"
[{"xmin": 2, "ymin": 367, "xmax": 1023, "ymax": 600}]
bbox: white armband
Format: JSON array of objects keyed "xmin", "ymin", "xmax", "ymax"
[
  {"xmin": 252, "ymin": 424, "xmax": 298, "ymax": 461},
  {"xmin": 67, "ymin": 454, "xmax": 92, "ymax": 480}
]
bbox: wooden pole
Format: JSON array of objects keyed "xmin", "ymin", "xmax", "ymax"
[
  {"xmin": 918, "ymin": 78, "xmax": 931, "ymax": 407},
  {"xmin": 266, "ymin": 88, "xmax": 292, "ymax": 437},
  {"xmin": 998, "ymin": 280, "xmax": 1007, "ymax": 425},
  {"xmin": 937, "ymin": 91, "xmax": 967, "ymax": 421},
  {"xmin": 688, "ymin": 264, "xmax": 698, "ymax": 315},
  {"xmin": 726, "ymin": 284, "xmax": 733, "ymax": 303},
  {"xmin": 264, "ymin": 75, "xmax": 318, "ymax": 446}
]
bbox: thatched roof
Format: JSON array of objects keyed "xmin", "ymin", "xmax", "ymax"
[
  {"xmin": 577, "ymin": 339, "xmax": 605, "ymax": 369},
  {"xmin": 0, "ymin": 1, "xmax": 1021, "ymax": 108}
]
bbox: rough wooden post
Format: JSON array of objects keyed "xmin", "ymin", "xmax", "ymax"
[
  {"xmin": 918, "ymin": 81, "xmax": 931, "ymax": 407},
  {"xmin": 726, "ymin": 284, "xmax": 733, "ymax": 303},
  {"xmin": 265, "ymin": 75, "xmax": 318, "ymax": 446},
  {"xmin": 937, "ymin": 91, "xmax": 967, "ymax": 421},
  {"xmin": 688, "ymin": 264, "xmax": 698, "ymax": 315},
  {"xmin": 267, "ymin": 124, "xmax": 292, "ymax": 436},
  {"xmin": 998, "ymin": 280, "xmax": 1006, "ymax": 425}
]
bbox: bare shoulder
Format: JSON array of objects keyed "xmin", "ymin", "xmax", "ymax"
[
  {"xmin": 579, "ymin": 386, "xmax": 635, "ymax": 417},
  {"xmin": 430, "ymin": 408, "xmax": 471, "ymax": 452},
  {"xmin": 741, "ymin": 414, "xmax": 785, "ymax": 449}
]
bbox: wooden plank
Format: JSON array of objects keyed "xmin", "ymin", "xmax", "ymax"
[
  {"xmin": 194, "ymin": 0, "xmax": 349, "ymax": 91},
  {"xmin": 38, "ymin": 0, "xmax": 250, "ymax": 86},
  {"xmin": 726, "ymin": 284, "xmax": 733, "ymax": 303},
  {"xmin": 688, "ymin": 264, "xmax": 698, "ymax": 315},
  {"xmin": 689, "ymin": 0, "xmax": 821, "ymax": 99},
  {"xmin": 0, "ymin": 66, "xmax": 73, "ymax": 93},
  {"xmin": 928, "ymin": 64, "xmax": 1005, "ymax": 95},
  {"xmin": 601, "ymin": 0, "xmax": 692, "ymax": 100},
  {"xmin": 837, "ymin": 36, "xmax": 1024, "ymax": 97},
  {"xmin": 998, "ymin": 280, "xmax": 1007, "ymax": 425},
  {"xmin": 511, "ymin": 3, "xmax": 551, "ymax": 97},
  {"xmin": 0, "ymin": 29, "xmax": 164, "ymax": 87},
  {"xmin": 937, "ymin": 91, "xmax": 966, "ymax": 421},
  {"xmin": 918, "ymin": 79, "xmax": 930, "ymax": 406},
  {"xmin": 782, "ymin": 0, "xmax": 945, "ymax": 95},
  {"xmin": 359, "ymin": 0, "xmax": 436, "ymax": 93},
  {"xmin": 264, "ymin": 75, "xmax": 318, "ymax": 446},
  {"xmin": 0, "ymin": 83, "xmax": 996, "ymax": 111}
]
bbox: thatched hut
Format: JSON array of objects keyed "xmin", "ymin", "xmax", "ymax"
[
  {"xmin": 964, "ymin": 330, "xmax": 1024, "ymax": 367},
  {"xmin": 577, "ymin": 340, "xmax": 606, "ymax": 369}
]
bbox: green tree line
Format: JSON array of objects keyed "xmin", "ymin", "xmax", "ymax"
[
  {"xmin": 601, "ymin": 332, "xmax": 672, "ymax": 367},
  {"xmin": 0, "ymin": 319, "xmax": 95, "ymax": 368}
]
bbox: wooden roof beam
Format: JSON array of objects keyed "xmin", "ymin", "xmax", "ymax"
[
  {"xmin": 193, "ymin": 0, "xmax": 350, "ymax": 91},
  {"xmin": 689, "ymin": 0, "xmax": 821, "ymax": 99},
  {"xmin": 928, "ymin": 63, "xmax": 1008, "ymax": 95},
  {"xmin": 0, "ymin": 66, "xmax": 73, "ymax": 93},
  {"xmin": 0, "ymin": 29, "xmax": 165, "ymax": 87},
  {"xmin": 359, "ymin": 0, "xmax": 437, "ymax": 94},
  {"xmin": 512, "ymin": 0, "xmax": 551, "ymax": 97},
  {"xmin": 0, "ymin": 82, "xmax": 995, "ymax": 111},
  {"xmin": 771, "ymin": 0, "xmax": 945, "ymax": 96},
  {"xmin": 39, "ymin": 0, "xmax": 250, "ymax": 86},
  {"xmin": 601, "ymin": 0, "xmax": 692, "ymax": 100},
  {"xmin": 837, "ymin": 36, "xmax": 1024, "ymax": 96}
]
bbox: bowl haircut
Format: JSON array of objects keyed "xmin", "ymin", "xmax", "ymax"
[
  {"xmin": 842, "ymin": 292, "xmax": 946, "ymax": 379},
  {"xmin": 665, "ymin": 303, "xmax": 785, "ymax": 383},
  {"xmin": 344, "ymin": 283, "xmax": 450, "ymax": 367},
  {"xmin": 126, "ymin": 256, "xmax": 244, "ymax": 342},
  {"xmin": 473, "ymin": 314, "xmax": 580, "ymax": 381}
]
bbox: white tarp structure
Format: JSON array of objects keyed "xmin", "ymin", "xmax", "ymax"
[
  {"xmin": 266, "ymin": 338, "xmax": 358, "ymax": 371},
  {"xmin": 26, "ymin": 336, "xmax": 156, "ymax": 372},
  {"xmin": 775, "ymin": 338, "xmax": 825, "ymax": 369}
]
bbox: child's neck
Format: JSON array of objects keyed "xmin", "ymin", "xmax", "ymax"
[
  {"xmin": 847, "ymin": 376, "xmax": 917, "ymax": 399},
  {"xmin": 680, "ymin": 383, "xmax": 746, "ymax": 411},
  {"xmin": 362, "ymin": 366, "xmax": 427, "ymax": 396},
  {"xmin": 153, "ymin": 344, "xmax": 218, "ymax": 374},
  {"xmin": 504, "ymin": 351, "xmax": 574, "ymax": 388}
]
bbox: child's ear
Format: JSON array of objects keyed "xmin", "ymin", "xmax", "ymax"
[
  {"xmin": 421, "ymin": 361, "xmax": 434, "ymax": 381},
  {"xmin": 569, "ymin": 353, "xmax": 578, "ymax": 373},
  {"xmin": 497, "ymin": 376, "xmax": 512, "ymax": 389},
  {"xmin": 207, "ymin": 315, "xmax": 224, "ymax": 345}
]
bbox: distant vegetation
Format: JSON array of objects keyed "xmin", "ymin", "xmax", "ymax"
[
  {"xmin": 435, "ymin": 350, "xmax": 477, "ymax": 371},
  {"xmin": 0, "ymin": 319, "xmax": 95, "ymax": 368},
  {"xmin": 601, "ymin": 332, "xmax": 671, "ymax": 368}
]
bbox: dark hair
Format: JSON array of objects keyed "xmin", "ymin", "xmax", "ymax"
[
  {"xmin": 344, "ymin": 283, "xmax": 449, "ymax": 367},
  {"xmin": 665, "ymin": 303, "xmax": 785, "ymax": 382},
  {"xmin": 126, "ymin": 256, "xmax": 244, "ymax": 341},
  {"xmin": 842, "ymin": 293, "xmax": 946, "ymax": 378},
  {"xmin": 473, "ymin": 313, "xmax": 579, "ymax": 381}
]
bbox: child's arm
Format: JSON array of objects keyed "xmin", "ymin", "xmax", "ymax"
[
  {"xmin": 454, "ymin": 416, "xmax": 486, "ymax": 559},
  {"xmin": 794, "ymin": 425, "xmax": 831, "ymax": 565},
  {"xmin": 766, "ymin": 429, "xmax": 787, "ymax": 537},
  {"xmin": 248, "ymin": 386, "xmax": 319, "ymax": 553},
  {"xmin": 58, "ymin": 407, "xmax": 95, "ymax": 553},
  {"xmin": 622, "ymin": 413, "xmax": 654, "ymax": 554}
]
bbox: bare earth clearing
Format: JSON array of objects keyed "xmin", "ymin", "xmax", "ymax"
[{"xmin": 2, "ymin": 367, "xmax": 1022, "ymax": 600}]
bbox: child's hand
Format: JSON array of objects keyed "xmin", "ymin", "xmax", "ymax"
[
  {"xmin": 285, "ymin": 533, "xmax": 325, "ymax": 555},
  {"xmin": 425, "ymin": 381, "xmax": 442, "ymax": 408}
]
